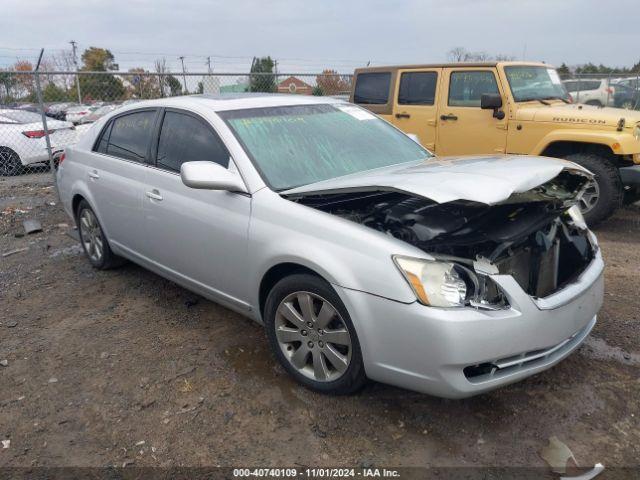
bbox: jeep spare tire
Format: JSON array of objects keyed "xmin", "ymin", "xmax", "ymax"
[{"xmin": 564, "ymin": 153, "xmax": 623, "ymax": 226}]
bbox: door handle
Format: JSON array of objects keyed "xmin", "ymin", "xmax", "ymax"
[
  {"xmin": 145, "ymin": 190, "xmax": 163, "ymax": 201},
  {"xmin": 88, "ymin": 170, "xmax": 100, "ymax": 180},
  {"xmin": 440, "ymin": 114, "xmax": 458, "ymax": 121},
  {"xmin": 395, "ymin": 113, "xmax": 411, "ymax": 119}
]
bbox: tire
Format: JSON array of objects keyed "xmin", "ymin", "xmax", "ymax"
[
  {"xmin": 0, "ymin": 147, "xmax": 22, "ymax": 176},
  {"xmin": 564, "ymin": 153, "xmax": 623, "ymax": 225},
  {"xmin": 264, "ymin": 273, "xmax": 367, "ymax": 395},
  {"xmin": 75, "ymin": 200, "xmax": 125, "ymax": 269}
]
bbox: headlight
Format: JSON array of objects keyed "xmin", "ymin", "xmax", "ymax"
[
  {"xmin": 567, "ymin": 204, "xmax": 587, "ymax": 230},
  {"xmin": 393, "ymin": 256, "xmax": 469, "ymax": 307}
]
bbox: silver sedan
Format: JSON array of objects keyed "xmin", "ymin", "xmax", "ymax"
[{"xmin": 57, "ymin": 94, "xmax": 603, "ymax": 398}]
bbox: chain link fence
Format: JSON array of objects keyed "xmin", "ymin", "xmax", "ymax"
[
  {"xmin": 2, "ymin": 69, "xmax": 639, "ymax": 184},
  {"xmin": 0, "ymin": 70, "xmax": 353, "ymax": 182}
]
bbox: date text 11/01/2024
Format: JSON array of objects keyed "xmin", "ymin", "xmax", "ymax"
[{"xmin": 232, "ymin": 468, "xmax": 401, "ymax": 477}]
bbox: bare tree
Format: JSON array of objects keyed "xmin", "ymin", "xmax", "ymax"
[
  {"xmin": 154, "ymin": 58, "xmax": 169, "ymax": 97},
  {"xmin": 447, "ymin": 47, "xmax": 514, "ymax": 63}
]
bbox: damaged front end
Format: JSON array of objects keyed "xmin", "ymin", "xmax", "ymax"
[{"xmin": 285, "ymin": 169, "xmax": 596, "ymax": 309}]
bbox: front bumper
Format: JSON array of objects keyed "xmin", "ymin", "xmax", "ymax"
[{"xmin": 335, "ymin": 250, "xmax": 604, "ymax": 398}]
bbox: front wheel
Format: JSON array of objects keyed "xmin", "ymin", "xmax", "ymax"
[
  {"xmin": 264, "ymin": 273, "xmax": 367, "ymax": 395},
  {"xmin": 564, "ymin": 153, "xmax": 623, "ymax": 225}
]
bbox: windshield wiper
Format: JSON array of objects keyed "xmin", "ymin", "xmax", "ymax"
[
  {"xmin": 542, "ymin": 96, "xmax": 571, "ymax": 104},
  {"xmin": 519, "ymin": 97, "xmax": 551, "ymax": 105}
]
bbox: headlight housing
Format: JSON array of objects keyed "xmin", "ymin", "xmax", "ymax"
[
  {"xmin": 393, "ymin": 256, "xmax": 469, "ymax": 307},
  {"xmin": 634, "ymin": 124, "xmax": 640, "ymax": 141}
]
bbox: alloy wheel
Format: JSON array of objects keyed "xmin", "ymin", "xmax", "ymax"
[
  {"xmin": 579, "ymin": 180, "xmax": 600, "ymax": 214},
  {"xmin": 79, "ymin": 208, "xmax": 104, "ymax": 263},
  {"xmin": 275, "ymin": 291, "xmax": 352, "ymax": 382}
]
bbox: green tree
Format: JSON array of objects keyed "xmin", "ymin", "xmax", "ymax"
[
  {"xmin": 0, "ymin": 70, "xmax": 17, "ymax": 102},
  {"xmin": 42, "ymin": 83, "xmax": 70, "ymax": 102},
  {"xmin": 249, "ymin": 56, "xmax": 276, "ymax": 92},
  {"xmin": 78, "ymin": 47, "xmax": 124, "ymax": 101},
  {"xmin": 81, "ymin": 47, "xmax": 117, "ymax": 71},
  {"xmin": 556, "ymin": 63, "xmax": 571, "ymax": 76},
  {"xmin": 165, "ymin": 75, "xmax": 183, "ymax": 96}
]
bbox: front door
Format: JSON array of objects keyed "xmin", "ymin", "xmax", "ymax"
[
  {"xmin": 391, "ymin": 68, "xmax": 441, "ymax": 151},
  {"xmin": 435, "ymin": 68, "xmax": 508, "ymax": 156},
  {"xmin": 143, "ymin": 109, "xmax": 251, "ymax": 308}
]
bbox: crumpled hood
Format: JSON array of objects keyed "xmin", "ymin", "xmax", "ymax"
[{"xmin": 282, "ymin": 155, "xmax": 591, "ymax": 205}]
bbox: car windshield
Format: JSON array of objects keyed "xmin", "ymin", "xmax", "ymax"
[
  {"xmin": 0, "ymin": 110, "xmax": 43, "ymax": 124},
  {"xmin": 505, "ymin": 66, "xmax": 570, "ymax": 102},
  {"xmin": 221, "ymin": 103, "xmax": 430, "ymax": 191}
]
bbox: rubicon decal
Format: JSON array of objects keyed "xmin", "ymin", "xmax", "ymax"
[{"xmin": 552, "ymin": 117, "xmax": 607, "ymax": 125}]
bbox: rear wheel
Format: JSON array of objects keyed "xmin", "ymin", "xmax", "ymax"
[
  {"xmin": 0, "ymin": 147, "xmax": 21, "ymax": 176},
  {"xmin": 76, "ymin": 200, "xmax": 125, "ymax": 269},
  {"xmin": 264, "ymin": 273, "xmax": 367, "ymax": 395},
  {"xmin": 564, "ymin": 153, "xmax": 623, "ymax": 225}
]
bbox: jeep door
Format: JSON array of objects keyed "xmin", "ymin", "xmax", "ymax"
[
  {"xmin": 391, "ymin": 69, "xmax": 441, "ymax": 151},
  {"xmin": 142, "ymin": 108, "xmax": 252, "ymax": 310},
  {"xmin": 435, "ymin": 68, "xmax": 508, "ymax": 156}
]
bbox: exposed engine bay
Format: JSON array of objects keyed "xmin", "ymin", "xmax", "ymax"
[{"xmin": 285, "ymin": 170, "xmax": 596, "ymax": 307}]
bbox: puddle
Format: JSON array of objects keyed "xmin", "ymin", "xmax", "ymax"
[{"xmin": 581, "ymin": 336, "xmax": 640, "ymax": 366}]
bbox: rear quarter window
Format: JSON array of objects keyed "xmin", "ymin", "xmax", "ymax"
[{"xmin": 353, "ymin": 72, "xmax": 391, "ymax": 105}]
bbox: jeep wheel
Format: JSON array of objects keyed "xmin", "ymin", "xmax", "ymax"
[{"xmin": 564, "ymin": 153, "xmax": 623, "ymax": 225}]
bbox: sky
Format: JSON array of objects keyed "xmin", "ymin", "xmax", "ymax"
[{"xmin": 2, "ymin": 0, "xmax": 639, "ymax": 73}]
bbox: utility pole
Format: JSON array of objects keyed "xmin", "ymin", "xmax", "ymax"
[
  {"xmin": 70, "ymin": 40, "xmax": 82, "ymax": 103},
  {"xmin": 178, "ymin": 56, "xmax": 188, "ymax": 94},
  {"xmin": 206, "ymin": 56, "xmax": 212, "ymax": 73}
]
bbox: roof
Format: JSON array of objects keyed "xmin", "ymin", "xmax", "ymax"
[
  {"xmin": 114, "ymin": 93, "xmax": 345, "ymax": 113},
  {"xmin": 354, "ymin": 61, "xmax": 550, "ymax": 73}
]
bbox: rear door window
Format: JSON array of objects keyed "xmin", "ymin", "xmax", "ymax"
[
  {"xmin": 448, "ymin": 71, "xmax": 499, "ymax": 107},
  {"xmin": 156, "ymin": 111, "xmax": 229, "ymax": 173},
  {"xmin": 106, "ymin": 110, "xmax": 156, "ymax": 162},
  {"xmin": 353, "ymin": 72, "xmax": 391, "ymax": 104},
  {"xmin": 398, "ymin": 71, "xmax": 438, "ymax": 105}
]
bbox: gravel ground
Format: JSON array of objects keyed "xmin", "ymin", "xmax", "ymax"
[{"xmin": 1, "ymin": 173, "xmax": 639, "ymax": 474}]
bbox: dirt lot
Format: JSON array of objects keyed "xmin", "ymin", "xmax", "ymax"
[{"xmin": 1, "ymin": 173, "xmax": 639, "ymax": 474}]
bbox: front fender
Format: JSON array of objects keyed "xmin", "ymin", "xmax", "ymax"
[{"xmin": 532, "ymin": 129, "xmax": 640, "ymax": 156}]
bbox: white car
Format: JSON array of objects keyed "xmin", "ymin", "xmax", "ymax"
[
  {"xmin": 0, "ymin": 109, "xmax": 76, "ymax": 176},
  {"xmin": 65, "ymin": 105, "xmax": 98, "ymax": 125},
  {"xmin": 562, "ymin": 78, "xmax": 615, "ymax": 106}
]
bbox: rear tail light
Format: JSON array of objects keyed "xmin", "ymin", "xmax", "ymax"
[
  {"xmin": 58, "ymin": 152, "xmax": 66, "ymax": 165},
  {"xmin": 606, "ymin": 87, "xmax": 614, "ymax": 94},
  {"xmin": 22, "ymin": 130, "xmax": 47, "ymax": 138},
  {"xmin": 22, "ymin": 129, "xmax": 57, "ymax": 138}
]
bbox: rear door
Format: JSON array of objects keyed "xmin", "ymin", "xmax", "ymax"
[
  {"xmin": 435, "ymin": 68, "xmax": 508, "ymax": 156},
  {"xmin": 143, "ymin": 108, "xmax": 251, "ymax": 308},
  {"xmin": 88, "ymin": 108, "xmax": 158, "ymax": 256},
  {"xmin": 391, "ymin": 69, "xmax": 441, "ymax": 151}
]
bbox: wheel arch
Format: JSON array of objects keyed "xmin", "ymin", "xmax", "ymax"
[{"xmin": 258, "ymin": 262, "xmax": 327, "ymax": 320}]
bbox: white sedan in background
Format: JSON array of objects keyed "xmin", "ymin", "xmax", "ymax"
[
  {"xmin": 65, "ymin": 105, "xmax": 98, "ymax": 124},
  {"xmin": 0, "ymin": 109, "xmax": 76, "ymax": 175}
]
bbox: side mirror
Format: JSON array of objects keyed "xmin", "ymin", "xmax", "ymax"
[
  {"xmin": 480, "ymin": 93, "xmax": 502, "ymax": 110},
  {"xmin": 480, "ymin": 93, "xmax": 505, "ymax": 120},
  {"xmin": 180, "ymin": 161, "xmax": 247, "ymax": 193}
]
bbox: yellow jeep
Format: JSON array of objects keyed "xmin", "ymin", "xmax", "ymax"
[{"xmin": 350, "ymin": 62, "xmax": 640, "ymax": 224}]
